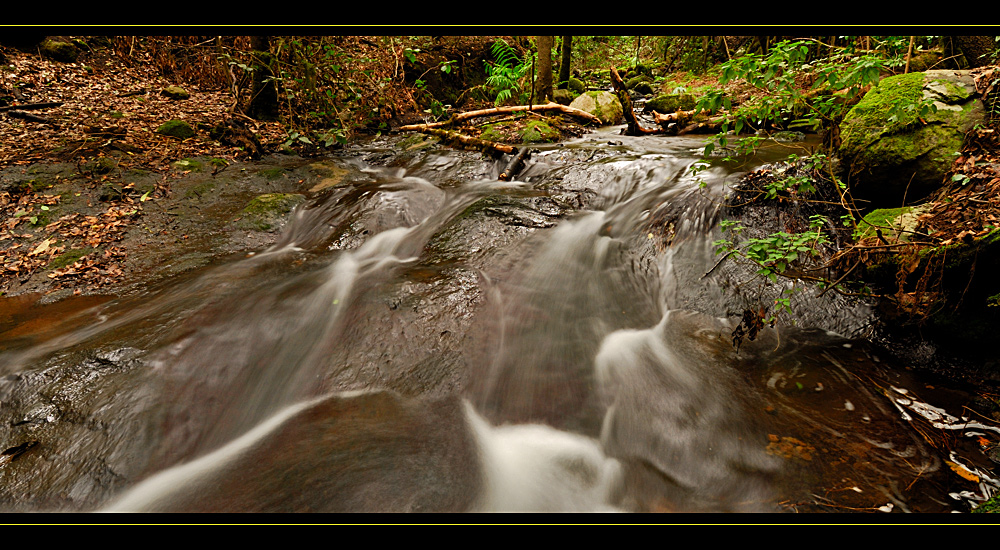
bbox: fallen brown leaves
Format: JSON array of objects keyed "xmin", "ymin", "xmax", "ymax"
[
  {"xmin": 919, "ymin": 134, "xmax": 1000, "ymax": 244},
  {"xmin": 766, "ymin": 434, "xmax": 815, "ymax": 461},
  {"xmin": 0, "ymin": 41, "xmax": 285, "ymax": 170},
  {"xmin": 1, "ymin": 190, "xmax": 137, "ymax": 293},
  {"xmin": 0, "ymin": 40, "xmax": 286, "ymax": 296}
]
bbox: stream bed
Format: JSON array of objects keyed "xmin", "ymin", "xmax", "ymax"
[{"xmin": 0, "ymin": 127, "xmax": 998, "ymax": 514}]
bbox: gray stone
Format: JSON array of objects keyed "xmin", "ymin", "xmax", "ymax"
[
  {"xmin": 161, "ymin": 86, "xmax": 190, "ymax": 100},
  {"xmin": 568, "ymin": 91, "xmax": 624, "ymax": 125}
]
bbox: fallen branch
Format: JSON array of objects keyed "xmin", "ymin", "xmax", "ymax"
[
  {"xmin": 399, "ymin": 102, "xmax": 600, "ymax": 131},
  {"xmin": 5, "ymin": 110, "xmax": 57, "ymax": 125},
  {"xmin": 499, "ymin": 147, "xmax": 531, "ymax": 181},
  {"xmin": 419, "ymin": 127, "xmax": 517, "ymax": 155},
  {"xmin": 678, "ymin": 118, "xmax": 727, "ymax": 135},
  {"xmin": 609, "ymin": 67, "xmax": 663, "ymax": 135},
  {"xmin": 652, "ymin": 109, "xmax": 697, "ymax": 126},
  {"xmin": 0, "ymin": 101, "xmax": 63, "ymax": 112}
]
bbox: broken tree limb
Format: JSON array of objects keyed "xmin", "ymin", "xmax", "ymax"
[
  {"xmin": 5, "ymin": 110, "xmax": 57, "ymax": 125},
  {"xmin": 0, "ymin": 101, "xmax": 63, "ymax": 112},
  {"xmin": 652, "ymin": 109, "xmax": 697, "ymax": 126},
  {"xmin": 499, "ymin": 147, "xmax": 532, "ymax": 181},
  {"xmin": 678, "ymin": 117, "xmax": 728, "ymax": 135},
  {"xmin": 398, "ymin": 102, "xmax": 601, "ymax": 131},
  {"xmin": 609, "ymin": 67, "xmax": 664, "ymax": 135},
  {"xmin": 419, "ymin": 127, "xmax": 517, "ymax": 155}
]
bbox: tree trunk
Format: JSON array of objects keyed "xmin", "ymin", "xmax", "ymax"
[
  {"xmin": 610, "ymin": 67, "xmax": 662, "ymax": 135},
  {"xmin": 247, "ymin": 36, "xmax": 279, "ymax": 121},
  {"xmin": 954, "ymin": 36, "xmax": 996, "ymax": 68},
  {"xmin": 535, "ymin": 36, "xmax": 554, "ymax": 103},
  {"xmin": 558, "ymin": 36, "xmax": 572, "ymax": 89}
]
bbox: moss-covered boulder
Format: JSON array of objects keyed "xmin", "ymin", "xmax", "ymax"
[
  {"xmin": 155, "ymin": 120, "xmax": 196, "ymax": 140},
  {"xmin": 567, "ymin": 77, "xmax": 586, "ymax": 95},
  {"xmin": 553, "ymin": 88, "xmax": 574, "ymax": 106},
  {"xmin": 161, "ymin": 85, "xmax": 190, "ymax": 100},
  {"xmin": 856, "ymin": 204, "xmax": 932, "ymax": 242},
  {"xmin": 568, "ymin": 91, "xmax": 623, "ymax": 125},
  {"xmin": 838, "ymin": 70, "xmax": 986, "ymax": 207},
  {"xmin": 625, "ymin": 75, "xmax": 654, "ymax": 95},
  {"xmin": 519, "ymin": 120, "xmax": 560, "ymax": 143},
  {"xmin": 236, "ymin": 193, "xmax": 307, "ymax": 231},
  {"xmin": 39, "ymin": 39, "xmax": 78, "ymax": 62},
  {"xmin": 644, "ymin": 93, "xmax": 696, "ymax": 114}
]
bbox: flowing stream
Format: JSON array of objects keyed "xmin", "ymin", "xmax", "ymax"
[{"xmin": 1, "ymin": 128, "xmax": 998, "ymax": 514}]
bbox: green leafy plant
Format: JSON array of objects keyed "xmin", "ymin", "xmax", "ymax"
[
  {"xmin": 714, "ymin": 214, "xmax": 830, "ymax": 284},
  {"xmin": 406, "ymin": 48, "xmax": 459, "ymax": 122},
  {"xmin": 485, "ymin": 39, "xmax": 531, "ymax": 106},
  {"xmin": 697, "ymin": 40, "xmax": 909, "ymax": 162},
  {"xmin": 757, "ymin": 153, "xmax": 838, "ymax": 199}
]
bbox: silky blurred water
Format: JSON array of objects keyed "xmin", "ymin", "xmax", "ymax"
[{"xmin": 2, "ymin": 130, "xmax": 996, "ymax": 514}]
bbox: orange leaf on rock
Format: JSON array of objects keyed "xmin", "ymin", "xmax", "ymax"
[{"xmin": 946, "ymin": 460, "xmax": 980, "ymax": 482}]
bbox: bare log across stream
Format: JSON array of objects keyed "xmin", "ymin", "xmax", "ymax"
[
  {"xmin": 398, "ymin": 102, "xmax": 602, "ymax": 131},
  {"xmin": 417, "ymin": 127, "xmax": 517, "ymax": 156}
]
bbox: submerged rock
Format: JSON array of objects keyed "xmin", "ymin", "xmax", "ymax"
[{"xmin": 235, "ymin": 193, "xmax": 306, "ymax": 232}]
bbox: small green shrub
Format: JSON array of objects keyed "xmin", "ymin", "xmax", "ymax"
[{"xmin": 484, "ymin": 39, "xmax": 531, "ymax": 106}]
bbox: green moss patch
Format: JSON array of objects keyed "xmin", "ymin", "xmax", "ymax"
[
  {"xmin": 258, "ymin": 167, "xmax": 286, "ymax": 180},
  {"xmin": 520, "ymin": 121, "xmax": 560, "ymax": 143},
  {"xmin": 156, "ymin": 120, "xmax": 196, "ymax": 140},
  {"xmin": 840, "ymin": 72, "xmax": 926, "ymax": 157},
  {"xmin": 856, "ymin": 206, "xmax": 931, "ymax": 242},
  {"xmin": 48, "ymin": 247, "xmax": 93, "ymax": 270},
  {"xmin": 173, "ymin": 158, "xmax": 204, "ymax": 172},
  {"xmin": 183, "ymin": 181, "xmax": 215, "ymax": 199},
  {"xmin": 974, "ymin": 494, "xmax": 1000, "ymax": 513},
  {"xmin": 645, "ymin": 93, "xmax": 696, "ymax": 114},
  {"xmin": 235, "ymin": 193, "xmax": 306, "ymax": 231},
  {"xmin": 480, "ymin": 120, "xmax": 519, "ymax": 143}
]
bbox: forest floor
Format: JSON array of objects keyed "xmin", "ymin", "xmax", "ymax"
[{"xmin": 0, "ymin": 41, "xmax": 293, "ymax": 300}]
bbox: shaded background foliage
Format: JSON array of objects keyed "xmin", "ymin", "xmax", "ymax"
[{"xmin": 100, "ymin": 35, "xmax": 998, "ymax": 141}]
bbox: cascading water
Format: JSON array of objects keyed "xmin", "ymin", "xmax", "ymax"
[{"xmin": 1, "ymin": 130, "xmax": 997, "ymax": 514}]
